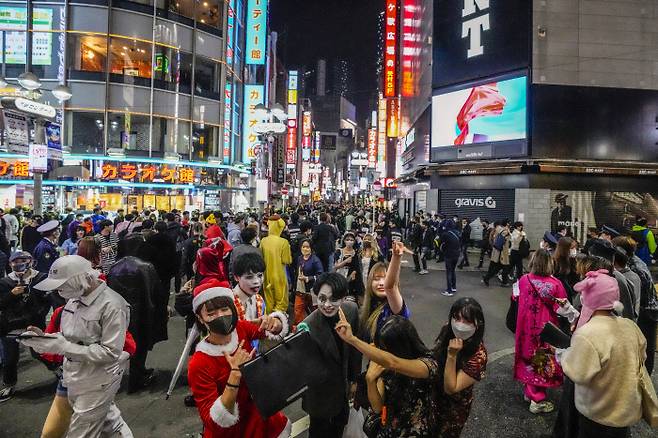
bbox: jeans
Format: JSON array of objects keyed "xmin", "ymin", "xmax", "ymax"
[
  {"xmin": 458, "ymin": 243, "xmax": 470, "ymax": 267},
  {"xmin": 509, "ymin": 250, "xmax": 524, "ymax": 280},
  {"xmin": 413, "ymin": 247, "xmax": 428, "ymax": 271},
  {"xmin": 1, "ymin": 337, "xmax": 18, "ymax": 385},
  {"xmin": 445, "ymin": 257, "xmax": 458, "ymax": 291}
]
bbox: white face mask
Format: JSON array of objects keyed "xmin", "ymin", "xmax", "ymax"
[
  {"xmin": 451, "ymin": 318, "xmax": 477, "ymax": 340},
  {"xmin": 570, "ymin": 249, "xmax": 578, "ymax": 257},
  {"xmin": 57, "ymin": 273, "xmax": 95, "ymax": 300}
]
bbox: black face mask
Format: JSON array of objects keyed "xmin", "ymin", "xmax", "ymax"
[
  {"xmin": 206, "ymin": 315, "xmax": 235, "ymax": 335},
  {"xmin": 363, "ymin": 242, "xmax": 371, "ymax": 249}
]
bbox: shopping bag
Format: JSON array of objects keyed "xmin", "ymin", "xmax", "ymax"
[{"xmin": 342, "ymin": 406, "xmax": 366, "ymax": 438}]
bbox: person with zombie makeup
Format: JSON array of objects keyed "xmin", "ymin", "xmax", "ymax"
[
  {"xmin": 20, "ymin": 255, "xmax": 133, "ymax": 437},
  {"xmin": 299, "ymin": 273, "xmax": 361, "ymax": 438},
  {"xmin": 231, "ymin": 253, "xmax": 289, "ymax": 344},
  {"xmin": 187, "ymin": 283, "xmax": 291, "ymax": 438}
]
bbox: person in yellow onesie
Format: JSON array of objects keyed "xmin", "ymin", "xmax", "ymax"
[{"xmin": 260, "ymin": 214, "xmax": 292, "ymax": 313}]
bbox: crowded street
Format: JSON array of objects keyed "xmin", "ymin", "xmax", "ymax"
[{"xmin": 2, "ymin": 0, "xmax": 658, "ymax": 437}]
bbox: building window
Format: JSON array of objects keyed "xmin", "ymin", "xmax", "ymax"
[
  {"xmin": 194, "ymin": 56, "xmax": 220, "ymax": 99},
  {"xmin": 196, "ymin": 0, "xmax": 222, "ymax": 30},
  {"xmin": 108, "ymin": 112, "xmax": 151, "ymax": 154},
  {"xmin": 153, "ymin": 48, "xmax": 192, "ymax": 93},
  {"xmin": 66, "ymin": 111, "xmax": 105, "ymax": 154},
  {"xmin": 109, "ymin": 37, "xmax": 152, "ymax": 85},
  {"xmin": 68, "ymin": 33, "xmax": 107, "ymax": 80},
  {"xmin": 192, "ymin": 123, "xmax": 217, "ymax": 160},
  {"xmin": 152, "ymin": 117, "xmax": 190, "ymax": 155}
]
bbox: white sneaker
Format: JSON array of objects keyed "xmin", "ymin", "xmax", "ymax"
[
  {"xmin": 419, "ymin": 270, "xmax": 429, "ymax": 275},
  {"xmin": 0, "ymin": 385, "xmax": 15, "ymax": 403},
  {"xmin": 529, "ymin": 400, "xmax": 554, "ymax": 414}
]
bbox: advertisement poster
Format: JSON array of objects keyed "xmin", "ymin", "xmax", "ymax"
[
  {"xmin": 548, "ymin": 191, "xmax": 658, "ymax": 244},
  {"xmin": 44, "ymin": 121, "xmax": 62, "ymax": 161},
  {"xmin": 29, "ymin": 144, "xmax": 48, "ymax": 173},
  {"xmin": 2, "ymin": 111, "xmax": 29, "ymax": 153},
  {"xmin": 432, "ymin": 75, "xmax": 526, "ymax": 148},
  {"xmin": 0, "ymin": 6, "xmax": 53, "ymax": 65}
]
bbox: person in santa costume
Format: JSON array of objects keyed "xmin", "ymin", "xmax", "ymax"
[{"xmin": 187, "ymin": 282, "xmax": 291, "ymax": 438}]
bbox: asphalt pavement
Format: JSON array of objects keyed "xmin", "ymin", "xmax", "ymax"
[{"xmin": 1, "ymin": 258, "xmax": 657, "ymax": 437}]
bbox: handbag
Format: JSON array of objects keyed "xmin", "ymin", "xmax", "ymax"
[
  {"xmin": 505, "ymin": 296, "xmax": 518, "ymax": 333},
  {"xmin": 362, "ymin": 410, "xmax": 382, "ymax": 438},
  {"xmin": 240, "ymin": 330, "xmax": 327, "ymax": 418},
  {"xmin": 639, "ymin": 360, "xmax": 658, "ymax": 427}
]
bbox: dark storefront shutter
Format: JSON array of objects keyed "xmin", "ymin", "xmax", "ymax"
[{"xmin": 439, "ymin": 189, "xmax": 515, "ymax": 222}]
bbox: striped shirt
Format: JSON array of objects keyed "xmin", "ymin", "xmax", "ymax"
[{"xmin": 95, "ymin": 232, "xmax": 119, "ymax": 274}]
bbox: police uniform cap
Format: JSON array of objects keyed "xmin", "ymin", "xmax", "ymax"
[
  {"xmin": 600, "ymin": 225, "xmax": 620, "ymax": 238},
  {"xmin": 37, "ymin": 220, "xmax": 60, "ymax": 234}
]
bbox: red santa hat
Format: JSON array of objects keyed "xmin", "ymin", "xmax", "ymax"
[{"xmin": 192, "ymin": 279, "xmax": 233, "ymax": 313}]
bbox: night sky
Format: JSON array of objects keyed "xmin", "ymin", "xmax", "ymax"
[{"xmin": 269, "ymin": 0, "xmax": 381, "ymax": 122}]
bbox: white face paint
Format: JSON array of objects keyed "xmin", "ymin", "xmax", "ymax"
[
  {"xmin": 237, "ymin": 271, "xmax": 263, "ymax": 296},
  {"xmin": 57, "ymin": 272, "xmax": 95, "ymax": 300},
  {"xmin": 317, "ymin": 284, "xmax": 343, "ymax": 318}
]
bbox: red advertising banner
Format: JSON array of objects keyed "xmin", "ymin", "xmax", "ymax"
[
  {"xmin": 302, "ymin": 111, "xmax": 312, "ymax": 136},
  {"xmin": 367, "ymin": 129, "xmax": 377, "ymax": 168},
  {"xmin": 286, "ymin": 126, "xmax": 297, "ymax": 165},
  {"xmin": 384, "ymin": 0, "xmax": 398, "ymax": 98},
  {"xmin": 401, "ymin": 0, "xmax": 419, "ymax": 97}
]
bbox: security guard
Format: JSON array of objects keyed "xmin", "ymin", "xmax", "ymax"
[
  {"xmin": 21, "ymin": 255, "xmax": 133, "ymax": 437},
  {"xmin": 33, "ymin": 220, "xmax": 61, "ymax": 274}
]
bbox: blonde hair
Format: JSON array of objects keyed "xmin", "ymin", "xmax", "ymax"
[
  {"xmin": 359, "ymin": 233, "xmax": 381, "ymax": 261},
  {"xmin": 359, "ymin": 262, "xmax": 389, "ymax": 340}
]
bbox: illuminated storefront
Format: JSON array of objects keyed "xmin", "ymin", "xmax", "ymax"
[{"xmin": 0, "ymin": 0, "xmax": 251, "ymax": 210}]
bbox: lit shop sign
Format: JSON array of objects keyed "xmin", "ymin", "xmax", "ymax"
[
  {"xmin": 401, "ymin": 0, "xmax": 420, "ymax": 97},
  {"xmin": 245, "ymin": 0, "xmax": 267, "ymax": 65},
  {"xmin": 312, "ymin": 131, "xmax": 320, "ymax": 163},
  {"xmin": 367, "ymin": 129, "xmax": 377, "ymax": 168},
  {"xmin": 462, "ymin": 0, "xmax": 490, "ymax": 59},
  {"xmin": 386, "ymin": 97, "xmax": 400, "ymax": 138},
  {"xmin": 0, "ymin": 6, "xmax": 53, "ymax": 65},
  {"xmin": 287, "ymin": 70, "xmax": 298, "ymax": 165},
  {"xmin": 242, "ymin": 84, "xmax": 265, "ymax": 163},
  {"xmin": 377, "ymin": 96, "xmax": 387, "ymax": 164},
  {"xmin": 302, "ymin": 111, "xmax": 312, "ymax": 137},
  {"xmin": 100, "ymin": 162, "xmax": 195, "ymax": 184},
  {"xmin": 384, "ymin": 0, "xmax": 398, "ymax": 97},
  {"xmin": 226, "ymin": 0, "xmax": 236, "ymax": 67},
  {"xmin": 223, "ymin": 82, "xmax": 232, "ymax": 164},
  {"xmin": 0, "ymin": 160, "xmax": 31, "ymax": 178}
]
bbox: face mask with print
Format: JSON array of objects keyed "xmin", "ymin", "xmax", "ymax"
[
  {"xmin": 206, "ymin": 315, "xmax": 235, "ymax": 335},
  {"xmin": 451, "ymin": 318, "xmax": 477, "ymax": 340}
]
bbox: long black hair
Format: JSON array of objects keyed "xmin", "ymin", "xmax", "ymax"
[
  {"xmin": 375, "ymin": 315, "xmax": 429, "ymax": 360},
  {"xmin": 432, "ymin": 297, "xmax": 485, "ymax": 389}
]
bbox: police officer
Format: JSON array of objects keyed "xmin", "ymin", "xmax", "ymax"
[
  {"xmin": 33, "ymin": 220, "xmax": 61, "ymax": 274},
  {"xmin": 20, "ymin": 255, "xmax": 133, "ymax": 438}
]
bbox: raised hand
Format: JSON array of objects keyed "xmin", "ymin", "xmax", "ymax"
[
  {"xmin": 334, "ymin": 307, "xmax": 355, "ymax": 343},
  {"xmin": 223, "ymin": 340, "xmax": 255, "ymax": 369}
]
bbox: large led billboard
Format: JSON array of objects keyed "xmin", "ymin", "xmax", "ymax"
[{"xmin": 431, "ymin": 74, "xmax": 527, "ymax": 161}]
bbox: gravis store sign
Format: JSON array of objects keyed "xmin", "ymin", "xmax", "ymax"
[
  {"xmin": 462, "ymin": 0, "xmax": 490, "ymax": 59},
  {"xmin": 455, "ymin": 196, "xmax": 496, "ymax": 209}
]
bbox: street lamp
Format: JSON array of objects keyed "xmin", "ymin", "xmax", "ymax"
[{"xmin": 17, "ymin": 71, "xmax": 42, "ymax": 91}]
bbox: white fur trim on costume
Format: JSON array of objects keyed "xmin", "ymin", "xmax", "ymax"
[
  {"xmin": 266, "ymin": 311, "xmax": 289, "ymax": 340},
  {"xmin": 276, "ymin": 419, "xmax": 292, "ymax": 438},
  {"xmin": 209, "ymin": 397, "xmax": 240, "ymax": 428},
  {"xmin": 193, "ymin": 287, "xmax": 234, "ymax": 312},
  {"xmin": 195, "ymin": 331, "xmax": 238, "ymax": 356}
]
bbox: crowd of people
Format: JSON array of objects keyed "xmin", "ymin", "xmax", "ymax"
[{"xmin": 0, "ymin": 203, "xmax": 655, "ymax": 438}]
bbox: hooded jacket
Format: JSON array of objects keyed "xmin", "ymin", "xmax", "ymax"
[{"xmin": 260, "ymin": 218, "xmax": 292, "ymax": 313}]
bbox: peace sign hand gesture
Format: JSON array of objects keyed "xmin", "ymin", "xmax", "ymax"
[{"xmin": 334, "ymin": 307, "xmax": 355, "ymax": 344}]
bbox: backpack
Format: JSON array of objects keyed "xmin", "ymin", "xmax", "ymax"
[
  {"xmin": 631, "ymin": 228, "xmax": 648, "ymax": 249},
  {"xmin": 493, "ymin": 232, "xmax": 506, "ymax": 251},
  {"xmin": 518, "ymin": 237, "xmax": 531, "ymax": 258}
]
